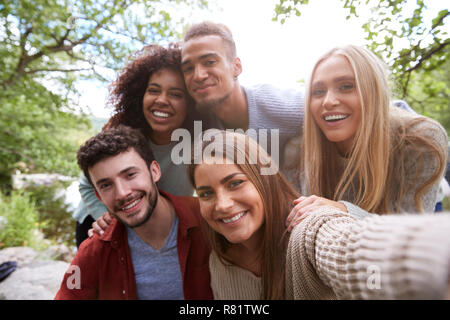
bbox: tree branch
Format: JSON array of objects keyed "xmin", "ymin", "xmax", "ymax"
[
  {"xmin": 100, "ymin": 25, "xmax": 147, "ymax": 45},
  {"xmin": 431, "ymin": 11, "xmax": 449, "ymax": 30},
  {"xmin": 25, "ymin": 67, "xmax": 92, "ymax": 75},
  {"xmin": 4, "ymin": 26, "xmax": 34, "ymax": 88},
  {"xmin": 401, "ymin": 70, "xmax": 412, "ymax": 99},
  {"xmin": 4, "ymin": 9, "xmax": 122, "ymax": 88},
  {"xmin": 405, "ymin": 39, "xmax": 450, "ymax": 73}
]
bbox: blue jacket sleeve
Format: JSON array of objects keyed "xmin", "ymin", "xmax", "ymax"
[{"xmin": 78, "ymin": 174, "xmax": 107, "ymax": 220}]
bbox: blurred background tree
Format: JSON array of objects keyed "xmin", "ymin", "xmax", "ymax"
[
  {"xmin": 0, "ymin": 0, "xmax": 208, "ymax": 189},
  {"xmin": 0, "ymin": 0, "xmax": 208, "ymax": 246},
  {"xmin": 273, "ymin": 0, "xmax": 449, "ymax": 135}
]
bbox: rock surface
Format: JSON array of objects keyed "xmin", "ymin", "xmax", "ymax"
[{"xmin": 0, "ymin": 246, "xmax": 72, "ymax": 300}]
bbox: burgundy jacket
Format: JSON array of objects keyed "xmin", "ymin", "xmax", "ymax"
[{"xmin": 55, "ymin": 191, "xmax": 212, "ymax": 300}]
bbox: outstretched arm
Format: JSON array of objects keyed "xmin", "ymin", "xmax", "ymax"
[{"xmin": 286, "ymin": 207, "xmax": 450, "ymax": 299}]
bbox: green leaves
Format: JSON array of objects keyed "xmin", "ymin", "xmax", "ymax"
[
  {"xmin": 272, "ymin": 0, "xmax": 449, "ymax": 134},
  {"xmin": 0, "ymin": 190, "xmax": 41, "ymax": 249},
  {"xmin": 273, "ymin": 0, "xmax": 309, "ymax": 23},
  {"xmin": 0, "ymin": 0, "xmax": 210, "ymax": 184},
  {"xmin": 0, "ymin": 79, "xmax": 91, "ymax": 180}
]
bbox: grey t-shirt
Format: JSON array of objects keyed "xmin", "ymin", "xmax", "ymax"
[
  {"xmin": 126, "ymin": 214, "xmax": 184, "ymax": 300},
  {"xmin": 149, "ymin": 140, "xmax": 194, "ymax": 197}
]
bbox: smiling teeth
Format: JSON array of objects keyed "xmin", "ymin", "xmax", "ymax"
[
  {"xmin": 324, "ymin": 114, "xmax": 348, "ymax": 121},
  {"xmin": 122, "ymin": 198, "xmax": 140, "ymax": 211},
  {"xmin": 153, "ymin": 111, "xmax": 170, "ymax": 118},
  {"xmin": 222, "ymin": 211, "xmax": 246, "ymax": 224}
]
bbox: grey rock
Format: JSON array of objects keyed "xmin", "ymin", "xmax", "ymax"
[
  {"xmin": 0, "ymin": 260, "xmax": 69, "ymax": 300},
  {"xmin": 12, "ymin": 173, "xmax": 74, "ymax": 189},
  {"xmin": 41, "ymin": 244, "xmax": 75, "ymax": 263},
  {"xmin": 0, "ymin": 247, "xmax": 70, "ymax": 300},
  {"xmin": 0, "ymin": 247, "xmax": 39, "ymax": 266}
]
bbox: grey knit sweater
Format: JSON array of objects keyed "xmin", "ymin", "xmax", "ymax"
[
  {"xmin": 245, "ymin": 84, "xmax": 304, "ymax": 155},
  {"xmin": 209, "ymin": 208, "xmax": 450, "ymax": 299},
  {"xmin": 208, "ymin": 84, "xmax": 304, "ymax": 168}
]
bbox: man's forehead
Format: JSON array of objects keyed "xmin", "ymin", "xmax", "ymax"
[
  {"xmin": 89, "ymin": 149, "xmax": 145, "ymax": 180},
  {"xmin": 182, "ymin": 35, "xmax": 227, "ymax": 61}
]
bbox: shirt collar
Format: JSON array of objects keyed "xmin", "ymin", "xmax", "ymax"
[{"xmin": 99, "ymin": 190, "xmax": 200, "ymax": 242}]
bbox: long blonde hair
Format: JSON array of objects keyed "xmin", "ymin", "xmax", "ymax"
[
  {"xmin": 303, "ymin": 45, "xmax": 446, "ymax": 213},
  {"xmin": 188, "ymin": 130, "xmax": 299, "ymax": 299}
]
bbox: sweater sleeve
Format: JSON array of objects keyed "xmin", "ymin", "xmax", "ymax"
[
  {"xmin": 78, "ymin": 174, "xmax": 107, "ymax": 220},
  {"xmin": 245, "ymin": 84, "xmax": 304, "ymax": 164},
  {"xmin": 340, "ymin": 201, "xmax": 371, "ymax": 219},
  {"xmin": 246, "ymin": 84, "xmax": 304, "ymax": 135},
  {"xmin": 286, "ymin": 207, "xmax": 450, "ymax": 299}
]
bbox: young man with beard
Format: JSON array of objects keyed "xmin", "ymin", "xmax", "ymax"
[{"xmin": 55, "ymin": 125, "xmax": 212, "ymax": 300}]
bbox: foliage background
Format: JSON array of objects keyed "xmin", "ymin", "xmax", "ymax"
[
  {"xmin": 274, "ymin": 0, "xmax": 449, "ymax": 135},
  {"xmin": 0, "ymin": 0, "xmax": 448, "ymax": 247},
  {"xmin": 0, "ymin": 0, "xmax": 208, "ymax": 247}
]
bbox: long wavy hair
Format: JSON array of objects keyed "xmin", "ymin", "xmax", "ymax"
[
  {"xmin": 302, "ymin": 45, "xmax": 446, "ymax": 213},
  {"xmin": 187, "ymin": 130, "xmax": 299, "ymax": 299}
]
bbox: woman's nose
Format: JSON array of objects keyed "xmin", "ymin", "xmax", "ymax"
[
  {"xmin": 322, "ymin": 90, "xmax": 339, "ymax": 109},
  {"xmin": 214, "ymin": 191, "xmax": 234, "ymax": 212}
]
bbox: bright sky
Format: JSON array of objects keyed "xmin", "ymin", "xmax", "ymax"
[{"xmin": 79, "ymin": 0, "xmax": 370, "ymax": 118}]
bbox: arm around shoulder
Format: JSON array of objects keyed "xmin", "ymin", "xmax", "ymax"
[{"xmin": 78, "ymin": 174, "xmax": 107, "ymax": 220}]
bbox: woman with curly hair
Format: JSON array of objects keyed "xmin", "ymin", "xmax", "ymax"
[
  {"xmin": 74, "ymin": 44, "xmax": 207, "ymax": 247},
  {"xmin": 284, "ymin": 45, "xmax": 447, "ymax": 217}
]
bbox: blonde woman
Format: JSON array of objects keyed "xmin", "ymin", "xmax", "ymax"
[
  {"xmin": 188, "ymin": 130, "xmax": 450, "ymax": 299},
  {"xmin": 284, "ymin": 45, "xmax": 447, "ymax": 214}
]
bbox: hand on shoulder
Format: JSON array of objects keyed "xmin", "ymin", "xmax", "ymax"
[
  {"xmin": 286, "ymin": 195, "xmax": 347, "ymax": 232},
  {"xmin": 88, "ymin": 211, "xmax": 114, "ymax": 238}
]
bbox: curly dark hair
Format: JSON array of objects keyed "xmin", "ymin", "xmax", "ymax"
[
  {"xmin": 105, "ymin": 43, "xmax": 202, "ymax": 135},
  {"xmin": 77, "ymin": 125, "xmax": 155, "ymax": 187}
]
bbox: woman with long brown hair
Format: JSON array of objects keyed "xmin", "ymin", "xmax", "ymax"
[{"xmin": 188, "ymin": 129, "xmax": 450, "ymax": 299}]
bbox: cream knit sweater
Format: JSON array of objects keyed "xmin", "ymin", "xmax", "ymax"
[{"xmin": 209, "ymin": 207, "xmax": 450, "ymax": 299}]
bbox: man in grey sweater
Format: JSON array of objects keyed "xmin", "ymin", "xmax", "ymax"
[
  {"xmin": 181, "ymin": 21, "xmax": 304, "ymax": 167},
  {"xmin": 180, "ymin": 21, "xmax": 415, "ymax": 171}
]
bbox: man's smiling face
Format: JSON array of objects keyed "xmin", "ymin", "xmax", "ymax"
[
  {"xmin": 181, "ymin": 35, "xmax": 241, "ymax": 113},
  {"xmin": 90, "ymin": 148, "xmax": 160, "ymax": 228}
]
